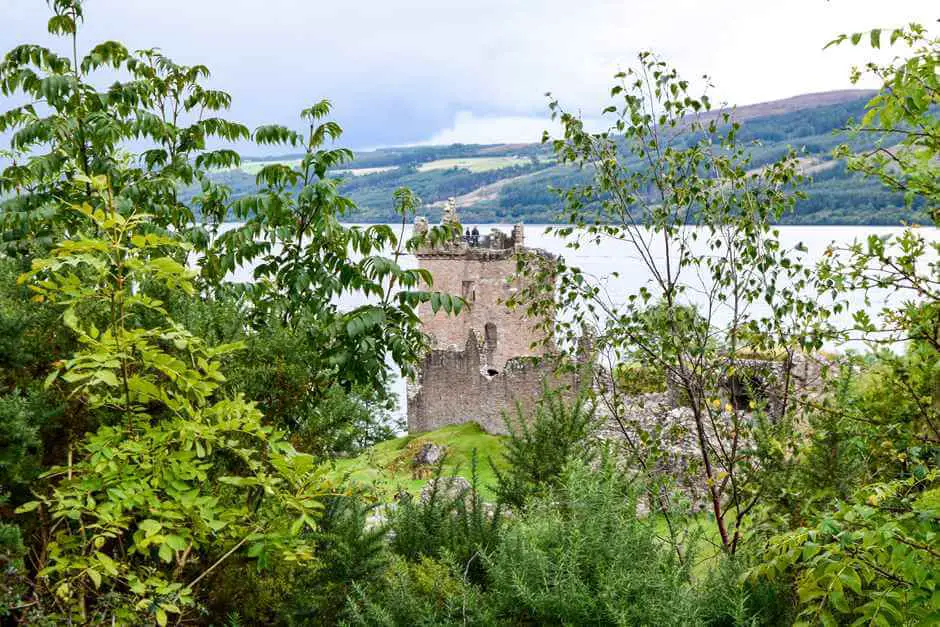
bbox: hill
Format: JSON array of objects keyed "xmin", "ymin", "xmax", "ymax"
[
  {"xmin": 203, "ymin": 89, "xmax": 928, "ymax": 226},
  {"xmin": 328, "ymin": 422, "xmax": 507, "ymax": 499}
]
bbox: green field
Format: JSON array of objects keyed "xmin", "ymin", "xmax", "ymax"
[
  {"xmin": 327, "ymin": 422, "xmax": 507, "ymax": 498},
  {"xmin": 235, "ymin": 161, "xmax": 396, "ymax": 176},
  {"xmin": 416, "ymin": 156, "xmax": 531, "ymax": 173}
]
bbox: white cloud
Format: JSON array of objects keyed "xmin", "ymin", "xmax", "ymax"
[
  {"xmin": 1, "ymin": 0, "xmax": 937, "ymax": 148},
  {"xmin": 416, "ymin": 111, "xmax": 611, "ymax": 146},
  {"xmin": 418, "ymin": 111, "xmax": 551, "ymax": 145}
]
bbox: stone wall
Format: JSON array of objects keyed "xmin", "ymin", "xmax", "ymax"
[
  {"xmin": 407, "ymin": 331, "xmax": 583, "ymax": 435},
  {"xmin": 417, "ymin": 246, "xmax": 549, "ymax": 371}
]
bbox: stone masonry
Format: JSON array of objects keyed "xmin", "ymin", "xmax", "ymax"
[
  {"xmin": 407, "ymin": 200, "xmax": 572, "ymax": 434},
  {"xmin": 408, "ymin": 330, "xmax": 584, "ymax": 435},
  {"xmin": 414, "ymin": 218, "xmax": 546, "ymax": 370}
]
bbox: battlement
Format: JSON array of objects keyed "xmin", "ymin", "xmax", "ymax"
[
  {"xmin": 407, "ymin": 330, "xmax": 585, "ymax": 435},
  {"xmin": 407, "ymin": 198, "xmax": 566, "ymax": 434}
]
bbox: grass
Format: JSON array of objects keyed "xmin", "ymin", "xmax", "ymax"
[
  {"xmin": 416, "ymin": 156, "xmax": 530, "ymax": 173},
  {"xmin": 327, "ymin": 422, "xmax": 508, "ymax": 499}
]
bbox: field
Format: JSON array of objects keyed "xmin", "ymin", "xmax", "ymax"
[
  {"xmin": 236, "ymin": 160, "xmax": 396, "ymax": 176},
  {"xmin": 416, "ymin": 156, "xmax": 531, "ymax": 173}
]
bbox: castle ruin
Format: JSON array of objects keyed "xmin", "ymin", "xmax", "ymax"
[{"xmin": 407, "ymin": 199, "xmax": 581, "ymax": 434}]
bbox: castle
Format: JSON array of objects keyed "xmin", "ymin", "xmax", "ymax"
[
  {"xmin": 406, "ymin": 200, "xmax": 580, "ymax": 435},
  {"xmin": 405, "ymin": 200, "xmax": 828, "ymax": 440}
]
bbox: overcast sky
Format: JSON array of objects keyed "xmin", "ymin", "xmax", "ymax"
[{"xmin": 2, "ymin": 1, "xmax": 937, "ymax": 152}]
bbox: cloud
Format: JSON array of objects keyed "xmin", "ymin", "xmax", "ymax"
[
  {"xmin": 416, "ymin": 111, "xmax": 611, "ymax": 146},
  {"xmin": 0, "ymin": 0, "xmax": 937, "ymax": 150},
  {"xmin": 418, "ymin": 112, "xmax": 551, "ymax": 145}
]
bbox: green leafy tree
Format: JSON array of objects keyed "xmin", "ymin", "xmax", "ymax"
[
  {"xmin": 17, "ymin": 184, "xmax": 326, "ymax": 625},
  {"xmin": 207, "ymin": 108, "xmax": 464, "ymax": 406},
  {"xmin": 0, "ymin": 0, "xmax": 246, "ymax": 252},
  {"xmin": 829, "ymin": 24, "xmax": 939, "ymax": 222},
  {"xmin": 755, "ymin": 24, "xmax": 940, "ymax": 625},
  {"xmin": 512, "ymin": 52, "xmax": 820, "ymax": 554}
]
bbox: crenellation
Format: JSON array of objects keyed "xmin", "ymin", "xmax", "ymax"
[{"xmin": 407, "ymin": 202, "xmax": 571, "ymax": 434}]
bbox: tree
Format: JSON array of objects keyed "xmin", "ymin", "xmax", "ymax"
[
  {"xmin": 756, "ymin": 25, "xmax": 940, "ymax": 625},
  {"xmin": 512, "ymin": 52, "xmax": 824, "ymax": 554},
  {"xmin": 0, "ymin": 0, "xmax": 245, "ymax": 253},
  {"xmin": 16, "ymin": 181, "xmax": 326, "ymax": 624}
]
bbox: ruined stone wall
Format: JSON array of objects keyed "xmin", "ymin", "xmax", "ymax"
[
  {"xmin": 417, "ymin": 248, "xmax": 547, "ymax": 370},
  {"xmin": 407, "ymin": 331, "xmax": 582, "ymax": 435}
]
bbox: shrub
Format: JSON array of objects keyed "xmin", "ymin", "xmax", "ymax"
[
  {"xmin": 488, "ymin": 457, "xmax": 699, "ymax": 625},
  {"xmin": 345, "ymin": 555, "xmax": 495, "ymax": 627},
  {"xmin": 493, "ymin": 390, "xmax": 596, "ymax": 509},
  {"xmin": 390, "ymin": 453, "xmax": 502, "ymax": 586}
]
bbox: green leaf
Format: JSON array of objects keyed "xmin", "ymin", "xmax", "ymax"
[
  {"xmin": 15, "ymin": 501, "xmax": 41, "ymax": 513},
  {"xmin": 87, "ymin": 568, "xmax": 102, "ymax": 589},
  {"xmin": 139, "ymin": 519, "xmax": 162, "ymax": 536},
  {"xmin": 839, "ymin": 569, "xmax": 862, "ymax": 595},
  {"xmin": 96, "ymin": 370, "xmax": 119, "ymax": 387}
]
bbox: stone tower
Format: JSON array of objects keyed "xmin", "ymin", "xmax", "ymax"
[
  {"xmin": 407, "ymin": 203, "xmax": 575, "ymax": 434},
  {"xmin": 413, "ymin": 207, "xmax": 547, "ymax": 371}
]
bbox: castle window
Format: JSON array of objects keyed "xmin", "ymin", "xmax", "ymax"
[
  {"xmin": 484, "ymin": 322, "xmax": 498, "ymax": 354},
  {"xmin": 462, "ymin": 280, "xmax": 476, "ymax": 302}
]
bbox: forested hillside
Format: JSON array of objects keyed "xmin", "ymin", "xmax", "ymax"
[{"xmin": 200, "ymin": 90, "xmax": 930, "ymax": 225}]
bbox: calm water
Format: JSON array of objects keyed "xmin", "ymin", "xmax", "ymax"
[
  {"xmin": 222, "ymin": 223, "xmax": 938, "ymax": 416},
  {"xmin": 227, "ymin": 223, "xmax": 935, "ymax": 324}
]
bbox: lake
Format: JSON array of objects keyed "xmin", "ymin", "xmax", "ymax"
[{"xmin": 222, "ymin": 223, "xmax": 938, "ymax": 416}]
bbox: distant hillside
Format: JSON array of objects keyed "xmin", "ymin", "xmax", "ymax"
[
  {"xmin": 201, "ymin": 89, "xmax": 928, "ymax": 226},
  {"xmin": 704, "ymin": 89, "xmax": 878, "ymax": 123}
]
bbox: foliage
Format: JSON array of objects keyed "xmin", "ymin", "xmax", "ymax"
[
  {"xmin": 757, "ymin": 473, "xmax": 939, "ymax": 625},
  {"xmin": 511, "ymin": 51, "xmax": 824, "ymax": 554},
  {"xmin": 828, "ymin": 24, "xmax": 939, "ymax": 221},
  {"xmin": 170, "ymin": 288, "xmax": 400, "ymax": 457},
  {"xmin": 492, "ymin": 389, "xmax": 597, "ymax": 509},
  {"xmin": 205, "ymin": 108, "xmax": 463, "ymax": 401},
  {"xmin": 0, "ymin": 390, "xmax": 46, "ymax": 490},
  {"xmin": 285, "ymin": 493, "xmax": 389, "ymax": 625},
  {"xmin": 487, "ymin": 458, "xmax": 699, "ymax": 625},
  {"xmin": 17, "ymin": 191, "xmax": 326, "ymax": 625},
  {"xmin": 389, "ymin": 453, "xmax": 503, "ymax": 586},
  {"xmin": 0, "ymin": 519, "xmax": 31, "ymax": 620},
  {"xmin": 0, "ymin": 0, "xmax": 246, "ymax": 251},
  {"xmin": 345, "ymin": 554, "xmax": 496, "ymax": 626},
  {"xmin": 750, "ymin": 22, "xmax": 940, "ymax": 625},
  {"xmin": 695, "ymin": 554, "xmax": 796, "ymax": 627}
]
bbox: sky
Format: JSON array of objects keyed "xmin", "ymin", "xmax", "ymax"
[{"xmin": 2, "ymin": 0, "xmax": 937, "ymax": 153}]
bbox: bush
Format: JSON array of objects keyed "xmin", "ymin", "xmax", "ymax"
[
  {"xmin": 389, "ymin": 453, "xmax": 503, "ymax": 586},
  {"xmin": 287, "ymin": 493, "xmax": 389, "ymax": 624},
  {"xmin": 695, "ymin": 554, "xmax": 796, "ymax": 626},
  {"xmin": 488, "ymin": 457, "xmax": 699, "ymax": 625},
  {"xmin": 345, "ymin": 555, "xmax": 496, "ymax": 626},
  {"xmin": 493, "ymin": 390, "xmax": 596, "ymax": 510}
]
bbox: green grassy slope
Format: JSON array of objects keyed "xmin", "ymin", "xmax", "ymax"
[{"xmin": 327, "ymin": 422, "xmax": 508, "ymax": 499}]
